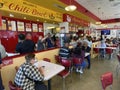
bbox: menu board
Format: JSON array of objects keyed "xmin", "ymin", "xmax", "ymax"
[
  {"xmin": 8, "ymin": 20, "xmax": 16, "ymax": 31},
  {"xmin": 25, "ymin": 23, "xmax": 32, "ymax": 32},
  {"xmin": 0, "ymin": 19, "xmax": 6, "ymax": 30},
  {"xmin": 38, "ymin": 24, "xmax": 43, "ymax": 32},
  {"xmin": 32, "ymin": 23, "xmax": 38, "ymax": 32},
  {"xmin": 17, "ymin": 21, "xmax": 24, "ymax": 31}
]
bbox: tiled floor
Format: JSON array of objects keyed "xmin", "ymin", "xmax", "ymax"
[{"xmin": 50, "ymin": 55, "xmax": 120, "ymax": 90}]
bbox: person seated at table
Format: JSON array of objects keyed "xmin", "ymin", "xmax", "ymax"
[
  {"xmin": 20, "ymin": 33, "xmax": 35, "ymax": 54},
  {"xmin": 15, "ymin": 33, "xmax": 25, "ymax": 54},
  {"xmin": 82, "ymin": 41, "xmax": 91, "ymax": 69},
  {"xmin": 59, "ymin": 42, "xmax": 71, "ymax": 60},
  {"xmin": 73, "ymin": 42, "xmax": 87, "ymax": 74},
  {"xmin": 0, "ymin": 39, "xmax": 7, "ymax": 59},
  {"xmin": 98, "ymin": 40, "xmax": 106, "ymax": 58},
  {"xmin": 14, "ymin": 53, "xmax": 45, "ymax": 90}
]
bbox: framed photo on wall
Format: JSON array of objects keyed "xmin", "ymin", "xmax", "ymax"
[
  {"xmin": 38, "ymin": 24, "xmax": 43, "ymax": 32},
  {"xmin": 32, "ymin": 23, "xmax": 38, "ymax": 32},
  {"xmin": 17, "ymin": 21, "xmax": 24, "ymax": 31},
  {"xmin": 0, "ymin": 19, "xmax": 7, "ymax": 30},
  {"xmin": 8, "ymin": 20, "xmax": 16, "ymax": 31},
  {"xmin": 25, "ymin": 23, "xmax": 32, "ymax": 32}
]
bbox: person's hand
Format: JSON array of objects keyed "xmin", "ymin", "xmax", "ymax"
[{"xmin": 39, "ymin": 66, "xmax": 45, "ymax": 76}]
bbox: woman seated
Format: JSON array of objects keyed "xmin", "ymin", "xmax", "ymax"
[{"xmin": 73, "ymin": 42, "xmax": 87, "ymax": 74}]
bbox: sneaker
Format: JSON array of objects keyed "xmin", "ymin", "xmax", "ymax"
[
  {"xmin": 76, "ymin": 68, "xmax": 79, "ymax": 72},
  {"xmin": 78, "ymin": 69, "xmax": 83, "ymax": 74}
]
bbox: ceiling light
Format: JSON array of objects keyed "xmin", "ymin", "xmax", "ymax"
[
  {"xmin": 47, "ymin": 26, "xmax": 55, "ymax": 29},
  {"xmin": 65, "ymin": 5, "xmax": 77, "ymax": 12},
  {"xmin": 24, "ymin": 17, "xmax": 26, "ymax": 19},
  {"xmin": 95, "ymin": 22, "xmax": 101, "ymax": 25},
  {"xmin": 9, "ymin": 13, "xmax": 14, "ymax": 17},
  {"xmin": 37, "ymin": 19, "xmax": 39, "ymax": 21}
]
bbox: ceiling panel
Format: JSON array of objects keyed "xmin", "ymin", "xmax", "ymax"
[{"xmin": 76, "ymin": 0, "xmax": 120, "ymax": 20}]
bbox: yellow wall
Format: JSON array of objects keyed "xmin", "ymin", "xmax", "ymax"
[{"xmin": 1, "ymin": 48, "xmax": 59, "ymax": 90}]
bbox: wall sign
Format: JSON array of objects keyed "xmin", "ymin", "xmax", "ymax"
[{"xmin": 0, "ymin": 0, "xmax": 62, "ymax": 22}]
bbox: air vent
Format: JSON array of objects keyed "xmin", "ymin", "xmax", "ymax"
[{"xmin": 54, "ymin": 4, "xmax": 65, "ymax": 10}]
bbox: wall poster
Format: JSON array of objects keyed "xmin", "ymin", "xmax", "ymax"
[
  {"xmin": 32, "ymin": 23, "xmax": 38, "ymax": 32},
  {"xmin": 0, "ymin": 19, "xmax": 7, "ymax": 30},
  {"xmin": 38, "ymin": 24, "xmax": 43, "ymax": 32},
  {"xmin": 8, "ymin": 20, "xmax": 16, "ymax": 31},
  {"xmin": 25, "ymin": 23, "xmax": 32, "ymax": 32},
  {"xmin": 17, "ymin": 21, "xmax": 24, "ymax": 31}
]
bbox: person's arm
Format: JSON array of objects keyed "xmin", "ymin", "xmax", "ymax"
[{"xmin": 23, "ymin": 65, "xmax": 44, "ymax": 81}]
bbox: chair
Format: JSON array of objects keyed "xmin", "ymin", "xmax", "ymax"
[
  {"xmin": 105, "ymin": 48, "xmax": 113, "ymax": 59},
  {"xmin": 116, "ymin": 54, "xmax": 120, "ymax": 77},
  {"xmin": 93, "ymin": 47, "xmax": 100, "ymax": 59},
  {"xmin": 54, "ymin": 55, "xmax": 61, "ymax": 63},
  {"xmin": 72, "ymin": 57, "xmax": 82, "ymax": 72},
  {"xmin": 9, "ymin": 81, "xmax": 22, "ymax": 90},
  {"xmin": 43, "ymin": 58, "xmax": 51, "ymax": 62},
  {"xmin": 100, "ymin": 72, "xmax": 113, "ymax": 90},
  {"xmin": 58, "ymin": 59, "xmax": 72, "ymax": 90}
]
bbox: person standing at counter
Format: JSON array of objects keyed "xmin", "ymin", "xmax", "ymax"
[
  {"xmin": 46, "ymin": 33, "xmax": 54, "ymax": 48},
  {"xmin": 37, "ymin": 35, "xmax": 48, "ymax": 51},
  {"xmin": 0, "ymin": 39, "xmax": 7, "ymax": 59},
  {"xmin": 21, "ymin": 33, "xmax": 35, "ymax": 54},
  {"xmin": 14, "ymin": 53, "xmax": 45, "ymax": 90},
  {"xmin": 15, "ymin": 33, "xmax": 25, "ymax": 54}
]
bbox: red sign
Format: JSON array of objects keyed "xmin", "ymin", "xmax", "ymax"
[
  {"xmin": 2, "ymin": 59, "xmax": 13, "ymax": 66},
  {"xmin": 63, "ymin": 14, "xmax": 90, "ymax": 26}
]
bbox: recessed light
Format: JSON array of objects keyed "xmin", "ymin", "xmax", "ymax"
[
  {"xmin": 9, "ymin": 13, "xmax": 14, "ymax": 17},
  {"xmin": 37, "ymin": 19, "xmax": 39, "ymax": 21},
  {"xmin": 44, "ymin": 21, "xmax": 47, "ymax": 22},
  {"xmin": 24, "ymin": 17, "xmax": 26, "ymax": 19}
]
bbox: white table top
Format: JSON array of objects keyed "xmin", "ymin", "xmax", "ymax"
[
  {"xmin": 34, "ymin": 60, "xmax": 65, "ymax": 81},
  {"xmin": 6, "ymin": 52, "xmax": 20, "ymax": 57}
]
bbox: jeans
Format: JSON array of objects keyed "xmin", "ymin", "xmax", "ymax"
[{"xmin": 86, "ymin": 55, "xmax": 91, "ymax": 69}]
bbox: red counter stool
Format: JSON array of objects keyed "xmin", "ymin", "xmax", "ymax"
[
  {"xmin": 105, "ymin": 48, "xmax": 113, "ymax": 59},
  {"xmin": 54, "ymin": 55, "xmax": 61, "ymax": 64},
  {"xmin": 93, "ymin": 47, "xmax": 100, "ymax": 59},
  {"xmin": 58, "ymin": 59, "xmax": 72, "ymax": 90},
  {"xmin": 9, "ymin": 81, "xmax": 22, "ymax": 90},
  {"xmin": 100, "ymin": 72, "xmax": 113, "ymax": 90},
  {"xmin": 43, "ymin": 58, "xmax": 51, "ymax": 62},
  {"xmin": 116, "ymin": 54, "xmax": 120, "ymax": 78}
]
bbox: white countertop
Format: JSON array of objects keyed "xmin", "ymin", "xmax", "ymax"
[{"xmin": 34, "ymin": 60, "xmax": 65, "ymax": 81}]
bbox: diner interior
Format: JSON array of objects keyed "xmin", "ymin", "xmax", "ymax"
[{"xmin": 0, "ymin": 0, "xmax": 120, "ymax": 90}]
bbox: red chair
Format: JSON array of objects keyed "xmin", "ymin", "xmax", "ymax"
[
  {"xmin": 93, "ymin": 47, "xmax": 100, "ymax": 59},
  {"xmin": 58, "ymin": 59, "xmax": 72, "ymax": 90},
  {"xmin": 9, "ymin": 81, "xmax": 22, "ymax": 90},
  {"xmin": 105, "ymin": 48, "xmax": 113, "ymax": 59},
  {"xmin": 73, "ymin": 57, "xmax": 82, "ymax": 69},
  {"xmin": 116, "ymin": 54, "xmax": 120, "ymax": 77},
  {"xmin": 43, "ymin": 58, "xmax": 51, "ymax": 62},
  {"xmin": 54, "ymin": 55, "xmax": 61, "ymax": 63},
  {"xmin": 100, "ymin": 72, "xmax": 113, "ymax": 90}
]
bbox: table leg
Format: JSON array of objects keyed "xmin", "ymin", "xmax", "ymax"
[{"xmin": 48, "ymin": 79, "xmax": 51, "ymax": 90}]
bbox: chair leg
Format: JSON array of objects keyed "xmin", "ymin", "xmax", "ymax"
[
  {"xmin": 110, "ymin": 85, "xmax": 112, "ymax": 90},
  {"xmin": 62, "ymin": 78, "xmax": 65, "ymax": 90}
]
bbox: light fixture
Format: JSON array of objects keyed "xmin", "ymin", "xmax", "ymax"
[
  {"xmin": 65, "ymin": 0, "xmax": 77, "ymax": 12},
  {"xmin": 24, "ymin": 17, "xmax": 26, "ymax": 19},
  {"xmin": 65, "ymin": 5, "xmax": 77, "ymax": 11},
  {"xmin": 95, "ymin": 21, "xmax": 101, "ymax": 25},
  {"xmin": 9, "ymin": 13, "xmax": 14, "ymax": 17}
]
